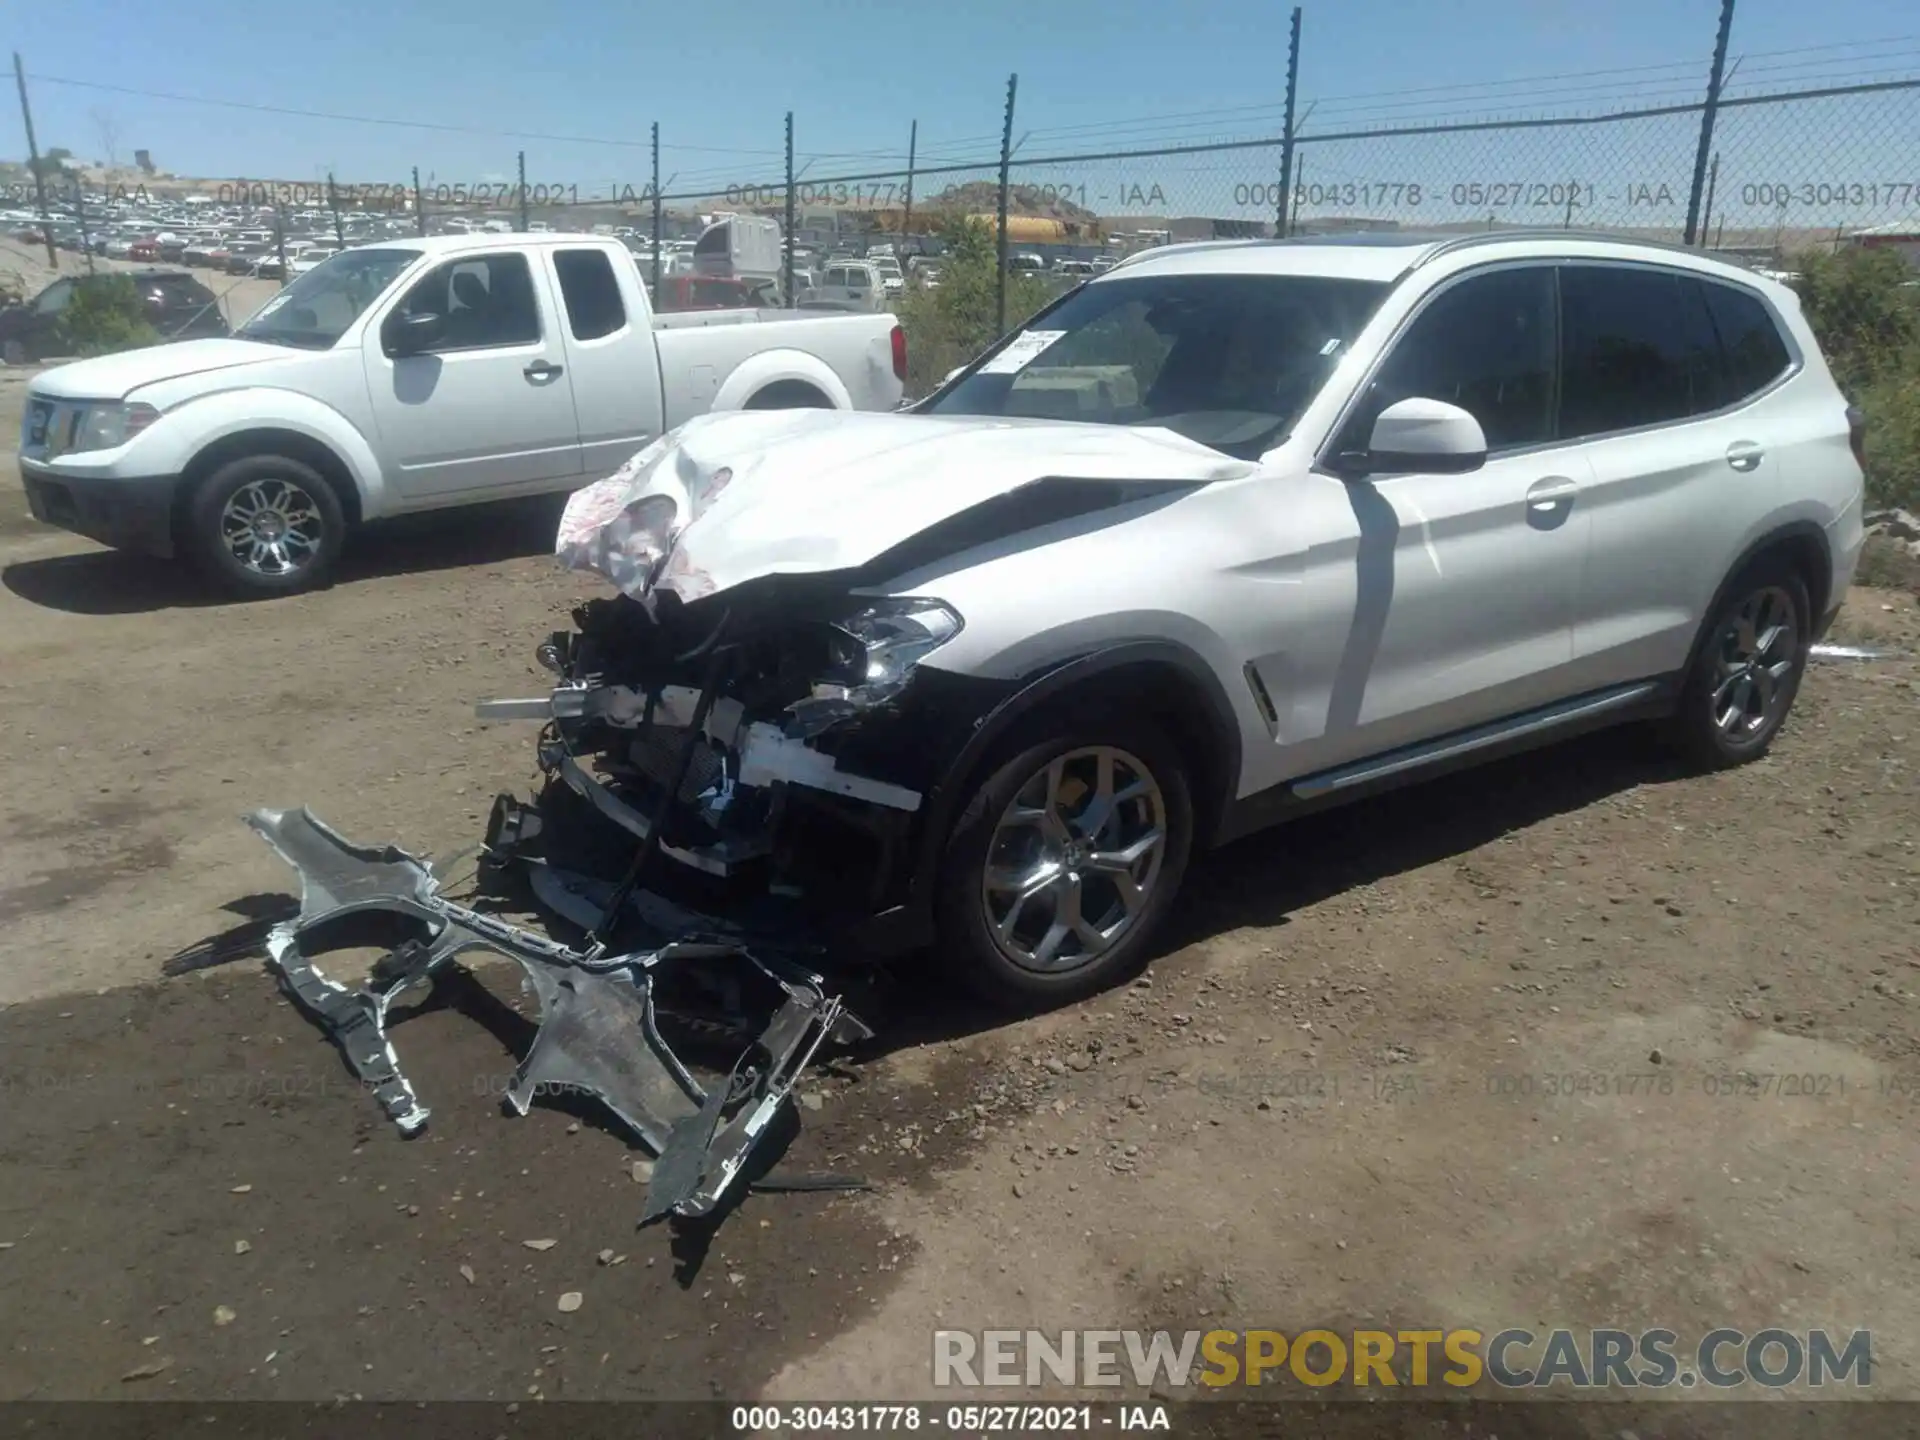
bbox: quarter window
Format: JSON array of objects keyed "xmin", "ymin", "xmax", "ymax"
[
  {"xmin": 553, "ymin": 248, "xmax": 627, "ymax": 340},
  {"xmin": 1699, "ymin": 280, "xmax": 1792, "ymax": 407}
]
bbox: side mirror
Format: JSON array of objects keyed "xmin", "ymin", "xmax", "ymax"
[
  {"xmin": 1342, "ymin": 397, "xmax": 1488, "ymax": 476},
  {"xmin": 386, "ymin": 309, "xmax": 445, "ymax": 357}
]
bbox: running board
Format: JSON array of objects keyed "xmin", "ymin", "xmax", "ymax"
[{"xmin": 1289, "ymin": 681, "xmax": 1662, "ymax": 801}]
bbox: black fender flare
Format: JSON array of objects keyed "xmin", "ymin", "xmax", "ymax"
[
  {"xmin": 1680, "ymin": 519, "xmax": 1834, "ymax": 681},
  {"xmin": 909, "ymin": 639, "xmax": 1245, "ymax": 904}
]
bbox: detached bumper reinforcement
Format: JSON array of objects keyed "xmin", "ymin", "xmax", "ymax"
[{"xmin": 245, "ymin": 806, "xmax": 870, "ymax": 1222}]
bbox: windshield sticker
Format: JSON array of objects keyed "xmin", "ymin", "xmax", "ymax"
[
  {"xmin": 251, "ymin": 294, "xmax": 290, "ymax": 320},
  {"xmin": 1319, "ymin": 337, "xmax": 1344, "ymax": 356},
  {"xmin": 978, "ymin": 329, "xmax": 1067, "ymax": 375}
]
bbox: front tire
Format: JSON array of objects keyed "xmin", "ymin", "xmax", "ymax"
[
  {"xmin": 1666, "ymin": 557, "xmax": 1811, "ymax": 769},
  {"xmin": 183, "ymin": 454, "xmax": 345, "ymax": 597},
  {"xmin": 935, "ymin": 719, "xmax": 1194, "ymax": 1012}
]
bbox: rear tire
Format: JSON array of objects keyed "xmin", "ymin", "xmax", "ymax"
[
  {"xmin": 1664, "ymin": 556, "xmax": 1810, "ymax": 770},
  {"xmin": 935, "ymin": 716, "xmax": 1194, "ymax": 1013},
  {"xmin": 183, "ymin": 454, "xmax": 346, "ymax": 598}
]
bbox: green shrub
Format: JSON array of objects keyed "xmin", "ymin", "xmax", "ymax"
[
  {"xmin": 895, "ymin": 217, "xmax": 1053, "ymax": 397},
  {"xmin": 1789, "ymin": 247, "xmax": 1920, "ymax": 511},
  {"xmin": 60, "ymin": 274, "xmax": 158, "ymax": 357}
]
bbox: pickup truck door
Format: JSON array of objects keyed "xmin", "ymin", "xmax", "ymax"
[
  {"xmin": 542, "ymin": 246, "xmax": 666, "ymax": 478},
  {"xmin": 362, "ymin": 249, "xmax": 582, "ymax": 501}
]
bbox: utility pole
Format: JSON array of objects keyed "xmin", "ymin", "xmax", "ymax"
[
  {"xmin": 1683, "ymin": 0, "xmax": 1737, "ymax": 246},
  {"xmin": 650, "ymin": 122, "xmax": 663, "ymax": 300},
  {"xmin": 13, "ymin": 54, "xmax": 58, "ymax": 270},
  {"xmin": 996, "ymin": 73, "xmax": 1018, "ymax": 335},
  {"xmin": 783, "ymin": 112, "xmax": 797, "ymax": 309},
  {"xmin": 902, "ymin": 119, "xmax": 917, "ymax": 243},
  {"xmin": 1276, "ymin": 7, "xmax": 1302, "ymax": 238},
  {"xmin": 413, "ymin": 166, "xmax": 427, "ymax": 236}
]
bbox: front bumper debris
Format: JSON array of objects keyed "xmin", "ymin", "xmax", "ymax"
[{"xmin": 246, "ymin": 806, "xmax": 870, "ymax": 1222}]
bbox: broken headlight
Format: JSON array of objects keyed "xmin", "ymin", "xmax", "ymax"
[{"xmin": 787, "ymin": 598, "xmax": 962, "ymax": 735}]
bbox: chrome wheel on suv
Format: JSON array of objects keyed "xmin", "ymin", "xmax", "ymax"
[{"xmin": 981, "ymin": 746, "xmax": 1168, "ymax": 973}]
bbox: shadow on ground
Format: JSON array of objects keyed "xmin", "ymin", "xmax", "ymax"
[{"xmin": 2, "ymin": 495, "xmax": 566, "ymax": 616}]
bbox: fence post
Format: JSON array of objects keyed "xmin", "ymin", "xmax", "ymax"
[
  {"xmin": 1683, "ymin": 0, "xmax": 1736, "ymax": 246},
  {"xmin": 784, "ymin": 111, "xmax": 796, "ymax": 309},
  {"xmin": 1277, "ymin": 6, "xmax": 1302, "ymax": 238},
  {"xmin": 72, "ymin": 177, "xmax": 96, "ymax": 275},
  {"xmin": 517, "ymin": 151, "xmax": 529, "ymax": 231},
  {"xmin": 12, "ymin": 53, "xmax": 58, "ymax": 271},
  {"xmin": 413, "ymin": 166, "xmax": 427, "ymax": 236},
  {"xmin": 902, "ymin": 119, "xmax": 917, "ymax": 243},
  {"xmin": 1289, "ymin": 152, "xmax": 1306, "ymax": 235},
  {"xmin": 327, "ymin": 173, "xmax": 344, "ymax": 247},
  {"xmin": 1698, "ymin": 151, "xmax": 1720, "ymax": 247},
  {"xmin": 272, "ymin": 203, "xmax": 287, "ymax": 282},
  {"xmin": 997, "ymin": 72, "xmax": 1018, "ymax": 336},
  {"xmin": 650, "ymin": 122, "xmax": 663, "ymax": 300}
]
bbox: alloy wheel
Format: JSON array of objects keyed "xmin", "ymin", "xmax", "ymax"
[
  {"xmin": 980, "ymin": 746, "xmax": 1167, "ymax": 973},
  {"xmin": 219, "ymin": 477, "xmax": 326, "ymax": 578},
  {"xmin": 1711, "ymin": 584, "xmax": 1799, "ymax": 741}
]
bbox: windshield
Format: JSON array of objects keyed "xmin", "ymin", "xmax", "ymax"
[
  {"xmin": 237, "ymin": 247, "xmax": 420, "ymax": 350},
  {"xmin": 922, "ymin": 271, "xmax": 1389, "ymax": 458}
]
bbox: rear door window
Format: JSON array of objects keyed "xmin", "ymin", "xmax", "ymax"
[{"xmin": 1557, "ymin": 266, "xmax": 1694, "ymax": 439}]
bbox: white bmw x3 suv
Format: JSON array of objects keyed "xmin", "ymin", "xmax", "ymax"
[{"xmin": 492, "ymin": 230, "xmax": 1867, "ymax": 1012}]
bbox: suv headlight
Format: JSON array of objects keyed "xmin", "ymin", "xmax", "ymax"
[
  {"xmin": 786, "ymin": 597, "xmax": 963, "ymax": 736},
  {"xmin": 69, "ymin": 401, "xmax": 161, "ymax": 454}
]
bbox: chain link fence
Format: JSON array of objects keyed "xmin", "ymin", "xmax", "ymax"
[{"xmin": 11, "ymin": 59, "xmax": 1918, "ymax": 505}]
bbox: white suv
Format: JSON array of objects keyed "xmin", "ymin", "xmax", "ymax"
[{"xmin": 494, "ymin": 231, "xmax": 1866, "ymax": 1011}]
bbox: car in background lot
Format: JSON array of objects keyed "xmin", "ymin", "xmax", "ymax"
[
  {"xmin": 19, "ymin": 233, "xmax": 907, "ymax": 594},
  {"xmin": 1, "ymin": 270, "xmax": 228, "ymax": 366},
  {"xmin": 802, "ymin": 260, "xmax": 887, "ymax": 312},
  {"xmin": 287, "ymin": 246, "xmax": 338, "ymax": 278},
  {"xmin": 652, "ymin": 273, "xmax": 776, "ymax": 311},
  {"xmin": 526, "ymin": 230, "xmax": 1867, "ymax": 1010}
]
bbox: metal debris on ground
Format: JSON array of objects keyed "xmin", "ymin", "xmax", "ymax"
[
  {"xmin": 1810, "ymin": 643, "xmax": 1895, "ymax": 661},
  {"xmin": 244, "ymin": 805, "xmax": 870, "ymax": 1224}
]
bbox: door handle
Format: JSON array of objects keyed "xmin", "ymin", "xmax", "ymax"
[
  {"xmin": 524, "ymin": 360, "xmax": 563, "ymax": 381},
  {"xmin": 1525, "ymin": 476, "xmax": 1578, "ymax": 510},
  {"xmin": 1726, "ymin": 441, "xmax": 1764, "ymax": 472}
]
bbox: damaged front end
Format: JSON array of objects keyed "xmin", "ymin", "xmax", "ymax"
[
  {"xmin": 478, "ymin": 582, "xmax": 991, "ymax": 960},
  {"xmin": 246, "ymin": 806, "xmax": 870, "ymax": 1222}
]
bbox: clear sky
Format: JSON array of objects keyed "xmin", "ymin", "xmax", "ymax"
[{"xmin": 9, "ymin": 0, "xmax": 1920, "ymax": 232}]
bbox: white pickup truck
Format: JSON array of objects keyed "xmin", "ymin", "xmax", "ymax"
[{"xmin": 17, "ymin": 232, "xmax": 907, "ymax": 594}]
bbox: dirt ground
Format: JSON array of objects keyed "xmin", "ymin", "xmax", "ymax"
[{"xmin": 0, "ymin": 389, "xmax": 1917, "ymax": 1431}]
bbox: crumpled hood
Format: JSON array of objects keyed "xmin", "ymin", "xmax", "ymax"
[
  {"xmin": 556, "ymin": 407, "xmax": 1255, "ymax": 602},
  {"xmin": 30, "ymin": 338, "xmax": 298, "ymax": 401}
]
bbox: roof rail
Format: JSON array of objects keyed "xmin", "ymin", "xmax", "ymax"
[{"xmin": 1409, "ymin": 228, "xmax": 1755, "ymax": 270}]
